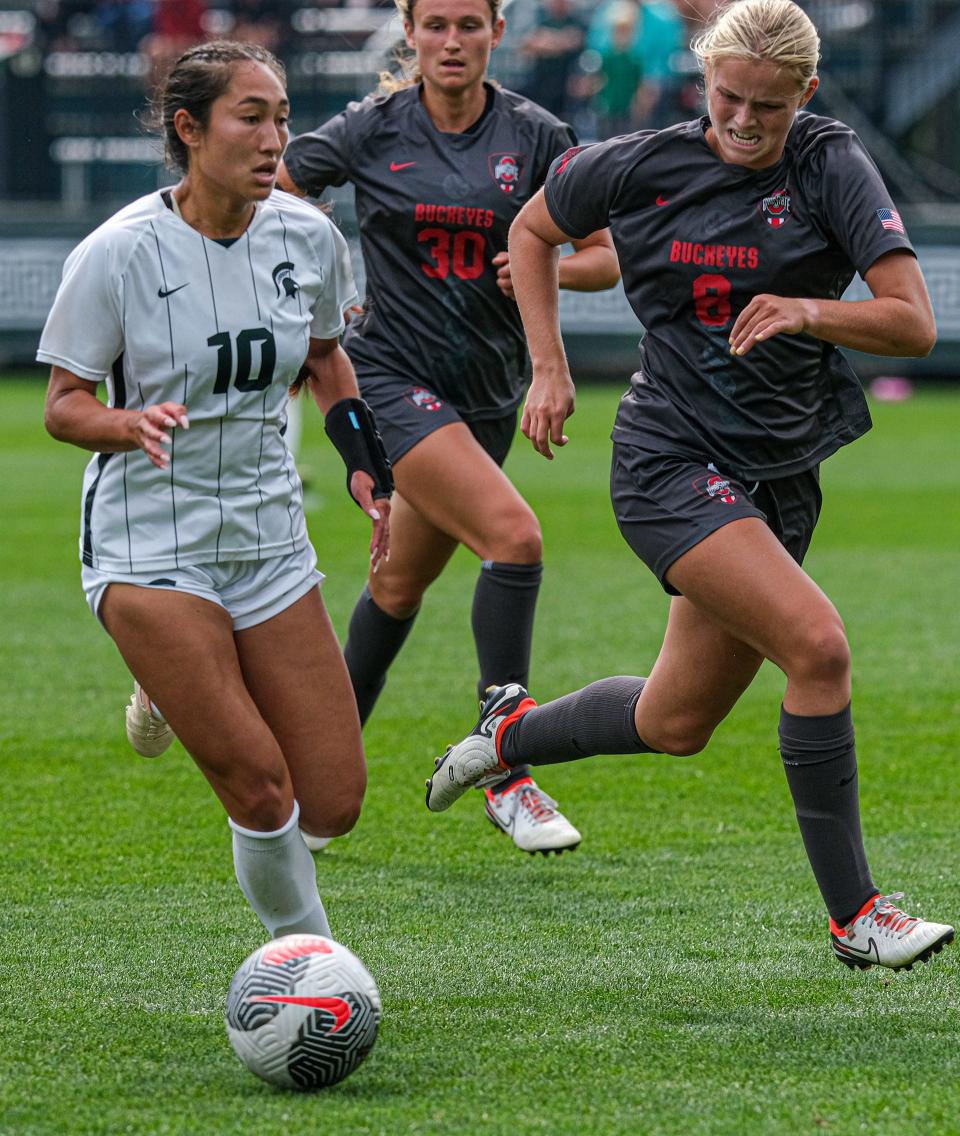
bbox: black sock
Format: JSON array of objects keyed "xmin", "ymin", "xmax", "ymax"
[
  {"xmin": 779, "ymin": 704, "xmax": 877, "ymax": 925},
  {"xmin": 343, "ymin": 586, "xmax": 418, "ymax": 725},
  {"xmin": 471, "ymin": 560, "xmax": 542, "ymax": 702},
  {"xmin": 499, "ymin": 677, "xmax": 653, "ymax": 767}
]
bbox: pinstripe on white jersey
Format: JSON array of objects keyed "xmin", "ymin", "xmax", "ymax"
[{"xmin": 38, "ymin": 189, "xmax": 358, "ymax": 572}]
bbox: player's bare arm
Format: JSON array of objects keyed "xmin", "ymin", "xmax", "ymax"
[
  {"xmin": 44, "ymin": 365, "xmax": 188, "ymax": 470},
  {"xmin": 559, "ymin": 228, "xmax": 620, "ymax": 292},
  {"xmin": 729, "ymin": 249, "xmax": 936, "ymax": 358},
  {"xmin": 301, "ymin": 337, "xmax": 392, "ymax": 567},
  {"xmin": 299, "ymin": 335, "xmax": 363, "ymax": 413},
  {"xmin": 509, "ymin": 189, "xmax": 578, "ymax": 460},
  {"xmin": 493, "ymin": 227, "xmax": 619, "ymax": 300}
]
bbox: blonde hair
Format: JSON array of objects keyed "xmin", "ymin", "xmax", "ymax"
[
  {"xmin": 378, "ymin": 0, "xmax": 504, "ymax": 94},
  {"xmin": 692, "ymin": 0, "xmax": 820, "ymax": 92}
]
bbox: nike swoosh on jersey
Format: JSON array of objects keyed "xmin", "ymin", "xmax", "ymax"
[
  {"xmin": 158, "ymin": 283, "xmax": 190, "ymax": 299},
  {"xmin": 655, "ymin": 195, "xmax": 670, "ymax": 206},
  {"xmin": 389, "ymin": 161, "xmax": 416, "ymax": 172}
]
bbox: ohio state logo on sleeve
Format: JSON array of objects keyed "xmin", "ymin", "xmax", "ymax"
[
  {"xmin": 489, "ymin": 153, "xmax": 524, "ymax": 194},
  {"xmin": 552, "ymin": 146, "xmax": 583, "ymax": 176}
]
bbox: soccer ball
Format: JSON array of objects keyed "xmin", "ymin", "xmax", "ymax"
[{"xmin": 225, "ymin": 933, "xmax": 381, "ymax": 1090}]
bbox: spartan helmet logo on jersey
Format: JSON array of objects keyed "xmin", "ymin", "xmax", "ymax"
[
  {"xmin": 489, "ymin": 153, "xmax": 523, "ymax": 194},
  {"xmin": 272, "ymin": 261, "xmax": 301, "ymax": 299},
  {"xmin": 760, "ymin": 189, "xmax": 792, "ymax": 228}
]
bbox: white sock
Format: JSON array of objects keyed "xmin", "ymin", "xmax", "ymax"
[{"xmin": 229, "ymin": 801, "xmax": 331, "ymax": 938}]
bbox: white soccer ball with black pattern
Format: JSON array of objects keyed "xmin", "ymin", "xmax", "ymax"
[{"xmin": 225, "ymin": 934, "xmax": 381, "ymax": 1090}]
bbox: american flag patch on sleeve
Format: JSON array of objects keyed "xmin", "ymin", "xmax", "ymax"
[{"xmin": 876, "ymin": 207, "xmax": 905, "ymax": 234}]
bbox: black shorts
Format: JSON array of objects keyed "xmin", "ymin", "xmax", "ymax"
[
  {"xmin": 358, "ymin": 373, "xmax": 517, "ymax": 468},
  {"xmin": 610, "ymin": 442, "xmax": 822, "ymax": 596}
]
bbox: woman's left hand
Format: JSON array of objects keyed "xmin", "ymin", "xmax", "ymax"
[
  {"xmin": 728, "ymin": 294, "xmax": 816, "ymax": 356},
  {"xmin": 493, "ymin": 251, "xmax": 515, "ymax": 300},
  {"xmin": 349, "ymin": 470, "xmax": 391, "ymax": 571}
]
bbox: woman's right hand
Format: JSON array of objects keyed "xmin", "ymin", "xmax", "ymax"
[
  {"xmin": 521, "ymin": 367, "xmax": 575, "ymax": 460},
  {"xmin": 130, "ymin": 402, "xmax": 190, "ymax": 469},
  {"xmin": 45, "ymin": 367, "xmax": 189, "ymax": 464},
  {"xmin": 349, "ymin": 470, "xmax": 391, "ymax": 572}
]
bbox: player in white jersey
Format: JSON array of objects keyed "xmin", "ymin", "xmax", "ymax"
[
  {"xmin": 42, "ymin": 184, "xmax": 356, "ymax": 573},
  {"xmin": 39, "ymin": 42, "xmax": 393, "ymax": 943}
]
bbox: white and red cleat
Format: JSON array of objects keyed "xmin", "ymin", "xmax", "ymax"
[
  {"xmin": 831, "ymin": 892, "xmax": 954, "ymax": 971},
  {"xmin": 425, "ymin": 683, "xmax": 536, "ymax": 812},
  {"xmin": 484, "ymin": 776, "xmax": 581, "ymax": 855}
]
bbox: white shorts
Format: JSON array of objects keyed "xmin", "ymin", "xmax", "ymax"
[{"xmin": 81, "ymin": 543, "xmax": 324, "ymax": 631}]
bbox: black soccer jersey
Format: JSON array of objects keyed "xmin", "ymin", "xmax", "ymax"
[
  {"xmin": 544, "ymin": 112, "xmax": 914, "ymax": 479},
  {"xmin": 283, "ymin": 83, "xmax": 575, "ymax": 420}
]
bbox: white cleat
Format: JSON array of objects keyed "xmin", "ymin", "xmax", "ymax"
[
  {"xmin": 301, "ymin": 832, "xmax": 334, "ymax": 853},
  {"xmin": 125, "ymin": 682, "xmax": 174, "ymax": 758},
  {"xmin": 831, "ymin": 892, "xmax": 954, "ymax": 971},
  {"xmin": 425, "ymin": 683, "xmax": 536, "ymax": 813},
  {"xmin": 484, "ymin": 776, "xmax": 581, "ymax": 855}
]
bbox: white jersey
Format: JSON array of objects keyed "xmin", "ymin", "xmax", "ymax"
[{"xmin": 37, "ymin": 189, "xmax": 358, "ymax": 573}]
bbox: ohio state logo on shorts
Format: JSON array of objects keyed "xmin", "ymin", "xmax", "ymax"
[
  {"xmin": 404, "ymin": 386, "xmax": 443, "ymax": 411},
  {"xmin": 489, "ymin": 153, "xmax": 523, "ymax": 194},
  {"xmin": 692, "ymin": 473, "xmax": 738, "ymax": 505},
  {"xmin": 759, "ymin": 188, "xmax": 791, "ymax": 228}
]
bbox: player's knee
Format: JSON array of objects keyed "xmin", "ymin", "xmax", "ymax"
[
  {"xmin": 790, "ymin": 618, "xmax": 851, "ymax": 687},
  {"xmin": 485, "ymin": 508, "xmax": 542, "ymax": 563},
  {"xmin": 368, "ymin": 572, "xmax": 425, "ymax": 620},
  {"xmin": 233, "ymin": 772, "xmax": 292, "ymax": 832},
  {"xmin": 300, "ymin": 789, "xmax": 364, "ymax": 839},
  {"xmin": 642, "ymin": 715, "xmax": 713, "ymax": 757},
  {"xmin": 660, "ymin": 731, "xmax": 712, "ymax": 758}
]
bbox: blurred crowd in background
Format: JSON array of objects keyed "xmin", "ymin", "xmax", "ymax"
[
  {"xmin": 27, "ymin": 0, "xmax": 722, "ymax": 140},
  {"xmin": 33, "ymin": 0, "xmax": 382, "ymax": 56},
  {"xmin": 4, "ymin": 0, "xmax": 958, "ymax": 206},
  {"xmin": 517, "ymin": 1, "xmax": 720, "ymax": 139},
  {"xmin": 32, "ymin": 0, "xmax": 393, "ymax": 88}
]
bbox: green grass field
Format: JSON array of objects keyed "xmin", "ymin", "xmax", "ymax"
[{"xmin": 1, "ymin": 373, "xmax": 958, "ymax": 1135}]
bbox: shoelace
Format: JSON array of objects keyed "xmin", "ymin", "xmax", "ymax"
[
  {"xmin": 857, "ymin": 893, "xmax": 920, "ymax": 937},
  {"xmin": 517, "ymin": 787, "xmax": 558, "ymax": 823}
]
